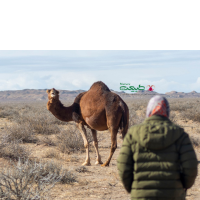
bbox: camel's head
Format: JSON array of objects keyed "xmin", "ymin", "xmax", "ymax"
[{"xmin": 46, "ymin": 88, "xmax": 59, "ymax": 100}]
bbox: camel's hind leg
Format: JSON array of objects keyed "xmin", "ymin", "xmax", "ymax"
[
  {"xmin": 91, "ymin": 129, "xmax": 103, "ymax": 165},
  {"xmin": 77, "ymin": 123, "xmax": 91, "ymax": 166},
  {"xmin": 101, "ymin": 127, "xmax": 118, "ymax": 167}
]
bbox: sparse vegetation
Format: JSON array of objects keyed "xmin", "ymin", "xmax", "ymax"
[
  {"xmin": 5, "ymin": 123, "xmax": 37, "ymax": 143},
  {"xmin": 75, "ymin": 166, "xmax": 89, "ymax": 173},
  {"xmin": 56, "ymin": 125, "xmax": 85, "ymax": 154},
  {"xmin": 44, "ymin": 149, "xmax": 60, "ymax": 159},
  {"xmin": 169, "ymin": 98, "xmax": 200, "ymax": 122},
  {"xmin": 0, "ymin": 140, "xmax": 30, "ymax": 161},
  {"xmin": 0, "ymin": 98, "xmax": 199, "ymax": 199},
  {"xmin": 0, "ymin": 159, "xmax": 77, "ymax": 199},
  {"xmin": 190, "ymin": 136, "xmax": 200, "ymax": 147}
]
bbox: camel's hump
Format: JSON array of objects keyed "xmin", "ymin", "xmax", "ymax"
[{"xmin": 89, "ymin": 81, "xmax": 110, "ymax": 92}]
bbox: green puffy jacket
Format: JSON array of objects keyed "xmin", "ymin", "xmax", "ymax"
[{"xmin": 117, "ymin": 115, "xmax": 198, "ymax": 200}]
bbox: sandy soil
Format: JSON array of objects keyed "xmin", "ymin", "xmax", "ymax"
[{"xmin": 0, "ymin": 114, "xmax": 199, "ymax": 200}]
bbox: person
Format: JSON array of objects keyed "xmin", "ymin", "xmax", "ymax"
[{"xmin": 117, "ymin": 95, "xmax": 198, "ymax": 200}]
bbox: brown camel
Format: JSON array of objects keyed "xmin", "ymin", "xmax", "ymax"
[{"xmin": 46, "ymin": 81, "xmax": 129, "ymax": 166}]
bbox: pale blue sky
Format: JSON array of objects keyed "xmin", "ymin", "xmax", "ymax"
[{"xmin": 0, "ymin": 50, "xmax": 200, "ymax": 93}]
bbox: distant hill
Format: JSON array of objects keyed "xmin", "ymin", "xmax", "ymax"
[{"xmin": 0, "ymin": 89, "xmax": 199, "ymax": 101}]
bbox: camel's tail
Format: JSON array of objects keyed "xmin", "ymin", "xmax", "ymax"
[{"xmin": 119, "ymin": 101, "xmax": 129, "ymax": 139}]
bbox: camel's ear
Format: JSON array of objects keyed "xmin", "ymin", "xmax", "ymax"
[
  {"xmin": 46, "ymin": 89, "xmax": 51, "ymax": 94},
  {"xmin": 56, "ymin": 90, "xmax": 59, "ymax": 94}
]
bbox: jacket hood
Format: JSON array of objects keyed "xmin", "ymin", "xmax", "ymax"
[{"xmin": 133, "ymin": 115, "xmax": 184, "ymax": 150}]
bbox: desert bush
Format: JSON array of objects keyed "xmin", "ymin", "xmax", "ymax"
[
  {"xmin": 180, "ymin": 108, "xmax": 200, "ymax": 122},
  {"xmin": 56, "ymin": 126, "xmax": 84, "ymax": 153},
  {"xmin": 6, "ymin": 102, "xmax": 67, "ymax": 126},
  {"xmin": 126, "ymin": 99, "xmax": 148, "ymax": 128},
  {"xmin": 0, "ymin": 159, "xmax": 77, "ymax": 200},
  {"xmin": 56, "ymin": 125, "xmax": 93, "ymax": 154},
  {"xmin": 75, "ymin": 166, "xmax": 89, "ymax": 173},
  {"xmin": 125, "ymin": 99, "xmax": 148, "ymax": 110},
  {"xmin": 0, "ymin": 105, "xmax": 20, "ymax": 119},
  {"xmin": 169, "ymin": 111, "xmax": 177, "ymax": 123},
  {"xmin": 14, "ymin": 109, "xmax": 61, "ymax": 135},
  {"xmin": 40, "ymin": 136, "xmax": 56, "ymax": 146},
  {"xmin": 129, "ymin": 108, "xmax": 137, "ymax": 127},
  {"xmin": 59, "ymin": 170, "xmax": 77, "ymax": 184},
  {"xmin": 190, "ymin": 135, "xmax": 200, "ymax": 147},
  {"xmin": 128, "ymin": 108, "xmax": 146, "ymax": 128},
  {"xmin": 44, "ymin": 149, "xmax": 60, "ymax": 159},
  {"xmin": 1, "ymin": 102, "xmax": 65, "ymax": 137},
  {"xmin": 5, "ymin": 123, "xmax": 37, "ymax": 143},
  {"xmin": 0, "ymin": 140, "xmax": 30, "ymax": 161},
  {"xmin": 168, "ymin": 98, "xmax": 200, "ymax": 122},
  {"xmin": 169, "ymin": 99, "xmax": 194, "ymax": 112},
  {"xmin": 2, "ymin": 109, "xmax": 61, "ymax": 149}
]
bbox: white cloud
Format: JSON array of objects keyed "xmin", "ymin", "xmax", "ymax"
[{"xmin": 0, "ymin": 51, "xmax": 200, "ymax": 93}]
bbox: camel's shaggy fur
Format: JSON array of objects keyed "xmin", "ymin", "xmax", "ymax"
[{"xmin": 46, "ymin": 81, "xmax": 129, "ymax": 166}]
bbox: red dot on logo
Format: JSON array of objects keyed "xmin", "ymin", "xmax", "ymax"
[{"xmin": 149, "ymin": 87, "xmax": 153, "ymax": 91}]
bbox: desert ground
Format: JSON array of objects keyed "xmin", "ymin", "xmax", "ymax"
[{"xmin": 0, "ymin": 98, "xmax": 199, "ymax": 200}]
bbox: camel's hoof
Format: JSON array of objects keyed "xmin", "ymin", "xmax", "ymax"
[
  {"xmin": 82, "ymin": 162, "xmax": 91, "ymax": 166},
  {"xmin": 95, "ymin": 160, "xmax": 103, "ymax": 165},
  {"xmin": 101, "ymin": 163, "xmax": 109, "ymax": 167}
]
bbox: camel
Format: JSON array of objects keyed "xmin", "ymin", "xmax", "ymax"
[{"xmin": 46, "ymin": 81, "xmax": 129, "ymax": 166}]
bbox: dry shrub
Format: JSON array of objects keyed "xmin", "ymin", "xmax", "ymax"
[
  {"xmin": 129, "ymin": 108, "xmax": 137, "ymax": 127},
  {"xmin": 75, "ymin": 166, "xmax": 89, "ymax": 173},
  {"xmin": 168, "ymin": 98, "xmax": 200, "ymax": 122},
  {"xmin": 1, "ymin": 102, "xmax": 63, "ymax": 137},
  {"xmin": 0, "ymin": 105, "xmax": 20, "ymax": 119},
  {"xmin": 128, "ymin": 108, "xmax": 146, "ymax": 128},
  {"xmin": 40, "ymin": 136, "xmax": 56, "ymax": 146},
  {"xmin": 56, "ymin": 126, "xmax": 84, "ymax": 153},
  {"xmin": 44, "ymin": 149, "xmax": 60, "ymax": 159},
  {"xmin": 5, "ymin": 123, "xmax": 37, "ymax": 143},
  {"xmin": 126, "ymin": 99, "xmax": 148, "ymax": 128},
  {"xmin": 190, "ymin": 136, "xmax": 200, "ymax": 147},
  {"xmin": 15, "ymin": 110, "xmax": 61, "ymax": 135},
  {"xmin": 0, "ymin": 159, "xmax": 77, "ymax": 199},
  {"xmin": 169, "ymin": 111, "xmax": 177, "ymax": 123},
  {"xmin": 56, "ymin": 125, "xmax": 93, "ymax": 154},
  {"xmin": 2, "ymin": 107, "xmax": 61, "ymax": 149},
  {"xmin": 180, "ymin": 108, "xmax": 200, "ymax": 122},
  {"xmin": 0, "ymin": 140, "xmax": 30, "ymax": 161},
  {"xmin": 169, "ymin": 99, "xmax": 194, "ymax": 112}
]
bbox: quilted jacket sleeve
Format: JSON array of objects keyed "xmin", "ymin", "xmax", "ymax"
[
  {"xmin": 117, "ymin": 129, "xmax": 134, "ymax": 193},
  {"xmin": 178, "ymin": 132, "xmax": 198, "ymax": 189}
]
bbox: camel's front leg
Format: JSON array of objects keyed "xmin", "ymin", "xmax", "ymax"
[
  {"xmin": 91, "ymin": 129, "xmax": 103, "ymax": 165},
  {"xmin": 77, "ymin": 123, "xmax": 91, "ymax": 166}
]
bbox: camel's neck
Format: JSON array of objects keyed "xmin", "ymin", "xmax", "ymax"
[{"xmin": 47, "ymin": 99, "xmax": 73, "ymax": 122}]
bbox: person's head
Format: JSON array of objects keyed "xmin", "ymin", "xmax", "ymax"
[{"xmin": 146, "ymin": 95, "xmax": 170, "ymax": 118}]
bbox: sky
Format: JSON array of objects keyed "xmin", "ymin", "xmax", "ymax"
[{"xmin": 0, "ymin": 50, "xmax": 200, "ymax": 93}]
